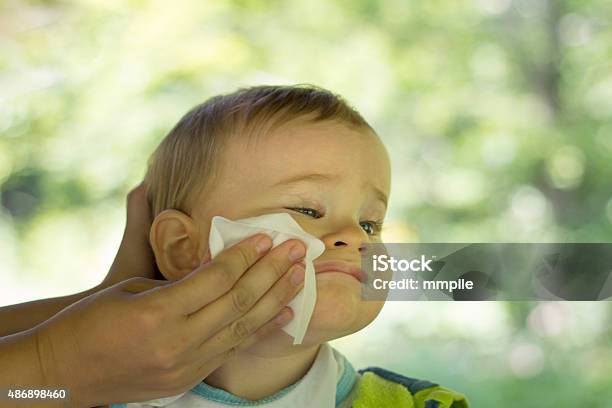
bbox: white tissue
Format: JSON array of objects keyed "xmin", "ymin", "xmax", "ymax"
[{"xmin": 208, "ymin": 213, "xmax": 326, "ymax": 345}]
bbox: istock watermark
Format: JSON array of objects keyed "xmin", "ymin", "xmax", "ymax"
[
  {"xmin": 372, "ymin": 254, "xmax": 434, "ymax": 272},
  {"xmin": 360, "ymin": 243, "xmax": 612, "ymax": 301}
]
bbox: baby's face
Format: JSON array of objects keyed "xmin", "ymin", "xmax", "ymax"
[{"xmin": 192, "ymin": 118, "xmax": 391, "ymax": 347}]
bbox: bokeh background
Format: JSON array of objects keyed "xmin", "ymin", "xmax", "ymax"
[{"xmin": 1, "ymin": 0, "xmax": 612, "ymax": 406}]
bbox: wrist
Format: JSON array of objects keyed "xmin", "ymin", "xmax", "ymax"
[
  {"xmin": 0, "ymin": 330, "xmax": 74, "ymax": 407},
  {"xmin": 34, "ymin": 325, "xmax": 91, "ymax": 408},
  {"xmin": 0, "ymin": 329, "xmax": 45, "ymax": 385}
]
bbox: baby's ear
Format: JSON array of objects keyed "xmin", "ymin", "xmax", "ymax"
[{"xmin": 149, "ymin": 209, "xmax": 201, "ymax": 281}]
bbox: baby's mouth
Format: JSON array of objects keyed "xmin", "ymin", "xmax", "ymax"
[{"xmin": 314, "ymin": 260, "xmax": 366, "ymax": 283}]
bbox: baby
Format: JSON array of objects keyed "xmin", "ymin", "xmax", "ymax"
[{"xmin": 111, "ymin": 85, "xmax": 469, "ymax": 407}]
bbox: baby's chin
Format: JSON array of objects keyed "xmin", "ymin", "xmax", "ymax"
[{"xmin": 302, "ymin": 272, "xmax": 382, "ymax": 342}]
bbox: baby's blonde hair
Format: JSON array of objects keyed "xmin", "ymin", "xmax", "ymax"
[{"xmin": 144, "ymin": 84, "xmax": 374, "ymax": 218}]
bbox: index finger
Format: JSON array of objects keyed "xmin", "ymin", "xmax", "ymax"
[{"xmin": 152, "ymin": 233, "xmax": 273, "ymax": 315}]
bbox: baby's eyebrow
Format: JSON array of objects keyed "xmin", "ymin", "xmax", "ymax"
[
  {"xmin": 271, "ymin": 172, "xmax": 340, "ymax": 186},
  {"xmin": 372, "ymin": 187, "xmax": 388, "ymax": 209},
  {"xmin": 272, "ymin": 172, "xmax": 388, "ymax": 209}
]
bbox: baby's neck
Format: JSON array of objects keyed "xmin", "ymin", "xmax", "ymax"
[{"xmin": 204, "ymin": 343, "xmax": 321, "ymax": 400}]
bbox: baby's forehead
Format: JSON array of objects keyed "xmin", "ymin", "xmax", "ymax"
[{"xmin": 217, "ymin": 121, "xmax": 389, "ymax": 192}]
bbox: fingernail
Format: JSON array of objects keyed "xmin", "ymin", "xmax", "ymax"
[
  {"xmin": 290, "ymin": 264, "xmax": 305, "ymax": 286},
  {"xmin": 274, "ymin": 307, "xmax": 292, "ymax": 325},
  {"xmin": 255, "ymin": 235, "xmax": 272, "ymax": 254},
  {"xmin": 288, "ymin": 243, "xmax": 306, "ymax": 262},
  {"xmin": 200, "ymin": 249, "xmax": 212, "ymax": 265}
]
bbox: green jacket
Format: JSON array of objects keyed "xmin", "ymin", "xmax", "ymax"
[{"xmin": 350, "ymin": 367, "xmax": 470, "ymax": 408}]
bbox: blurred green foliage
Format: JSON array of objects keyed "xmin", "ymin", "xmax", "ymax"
[{"xmin": 1, "ymin": 0, "xmax": 611, "ymax": 406}]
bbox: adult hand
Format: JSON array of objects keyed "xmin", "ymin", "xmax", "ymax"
[
  {"xmin": 104, "ymin": 182, "xmax": 159, "ymax": 285},
  {"xmin": 35, "ymin": 233, "xmax": 306, "ymax": 407}
]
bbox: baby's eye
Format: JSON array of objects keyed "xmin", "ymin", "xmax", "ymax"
[
  {"xmin": 289, "ymin": 207, "xmax": 323, "ymax": 219},
  {"xmin": 288, "ymin": 208, "xmax": 383, "ymax": 236},
  {"xmin": 361, "ymin": 220, "xmax": 384, "ymax": 236}
]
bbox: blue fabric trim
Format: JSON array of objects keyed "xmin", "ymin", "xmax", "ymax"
[
  {"xmin": 189, "ymin": 378, "xmax": 301, "ymax": 406},
  {"xmin": 335, "ymin": 353, "xmax": 357, "ymax": 406},
  {"xmin": 110, "ymin": 404, "xmax": 127, "ymax": 408},
  {"xmin": 425, "ymin": 400, "xmax": 440, "ymax": 408},
  {"xmin": 357, "ymin": 366, "xmax": 438, "ymax": 395}
]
